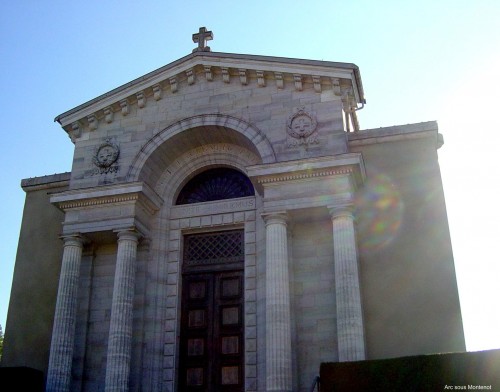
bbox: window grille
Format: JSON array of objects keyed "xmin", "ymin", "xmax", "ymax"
[
  {"xmin": 184, "ymin": 230, "xmax": 244, "ymax": 266},
  {"xmin": 176, "ymin": 168, "xmax": 254, "ymax": 205}
]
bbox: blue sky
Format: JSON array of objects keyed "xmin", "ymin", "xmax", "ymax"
[{"xmin": 1, "ymin": 1, "xmax": 499, "ymax": 351}]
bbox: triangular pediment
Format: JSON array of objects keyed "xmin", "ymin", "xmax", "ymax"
[{"xmin": 55, "ymin": 51, "xmax": 365, "ymax": 137}]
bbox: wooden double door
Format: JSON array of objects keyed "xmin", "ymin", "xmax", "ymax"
[{"xmin": 179, "ymin": 230, "xmax": 244, "ymax": 392}]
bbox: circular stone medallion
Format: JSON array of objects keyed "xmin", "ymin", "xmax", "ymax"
[
  {"xmin": 93, "ymin": 139, "xmax": 119, "ymax": 168},
  {"xmin": 287, "ymin": 108, "xmax": 317, "ymax": 139}
]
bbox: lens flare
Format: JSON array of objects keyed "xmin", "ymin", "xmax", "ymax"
[{"xmin": 355, "ymin": 173, "xmax": 404, "ymax": 253}]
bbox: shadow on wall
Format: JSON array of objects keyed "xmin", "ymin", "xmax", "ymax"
[
  {"xmin": 320, "ymin": 349, "xmax": 500, "ymax": 392},
  {"xmin": 0, "ymin": 367, "xmax": 44, "ymax": 391}
]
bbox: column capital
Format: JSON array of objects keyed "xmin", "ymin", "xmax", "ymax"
[
  {"xmin": 261, "ymin": 211, "xmax": 288, "ymax": 226},
  {"xmin": 328, "ymin": 204, "xmax": 355, "ymax": 220},
  {"xmin": 115, "ymin": 228, "xmax": 142, "ymax": 243},
  {"xmin": 60, "ymin": 233, "xmax": 86, "ymax": 248}
]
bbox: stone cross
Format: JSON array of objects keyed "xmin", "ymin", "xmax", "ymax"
[{"xmin": 192, "ymin": 27, "xmax": 213, "ymax": 52}]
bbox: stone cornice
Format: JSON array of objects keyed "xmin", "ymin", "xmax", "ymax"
[
  {"xmin": 349, "ymin": 121, "xmax": 443, "ymax": 149},
  {"xmin": 247, "ymin": 153, "xmax": 366, "ymax": 186},
  {"xmin": 56, "ymin": 193, "xmax": 140, "ymax": 210},
  {"xmin": 21, "ymin": 172, "xmax": 71, "ymax": 192},
  {"xmin": 50, "ymin": 182, "xmax": 163, "ymax": 215},
  {"xmin": 54, "ymin": 51, "xmax": 365, "ymax": 134},
  {"xmin": 256, "ymin": 167, "xmax": 354, "ymax": 184}
]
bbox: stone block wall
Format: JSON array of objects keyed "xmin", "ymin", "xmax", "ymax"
[
  {"xmin": 73, "ymin": 244, "xmax": 115, "ymax": 391},
  {"xmin": 349, "ymin": 126, "xmax": 465, "ymax": 358},
  {"xmin": 68, "ymin": 68, "xmax": 347, "ymax": 191},
  {"xmin": 291, "ymin": 217, "xmax": 337, "ymax": 391},
  {"xmin": 2, "ymin": 175, "xmax": 69, "ymax": 376}
]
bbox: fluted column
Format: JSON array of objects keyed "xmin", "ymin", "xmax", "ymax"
[
  {"xmin": 46, "ymin": 235, "xmax": 85, "ymax": 392},
  {"xmin": 329, "ymin": 206, "xmax": 365, "ymax": 361},
  {"xmin": 263, "ymin": 212, "xmax": 292, "ymax": 392},
  {"xmin": 104, "ymin": 229, "xmax": 141, "ymax": 392}
]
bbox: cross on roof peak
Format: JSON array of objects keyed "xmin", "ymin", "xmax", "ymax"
[{"xmin": 192, "ymin": 27, "xmax": 213, "ymax": 53}]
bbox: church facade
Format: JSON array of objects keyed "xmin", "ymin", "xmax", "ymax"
[{"xmin": 3, "ymin": 29, "xmax": 465, "ymax": 391}]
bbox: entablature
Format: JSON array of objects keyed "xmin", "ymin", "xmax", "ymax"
[
  {"xmin": 50, "ymin": 182, "xmax": 163, "ymax": 237},
  {"xmin": 247, "ymin": 153, "xmax": 365, "ymax": 212}
]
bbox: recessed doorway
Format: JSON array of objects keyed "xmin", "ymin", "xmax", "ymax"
[{"xmin": 179, "ymin": 230, "xmax": 245, "ymax": 392}]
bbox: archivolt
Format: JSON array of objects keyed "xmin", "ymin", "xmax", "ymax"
[
  {"xmin": 154, "ymin": 145, "xmax": 259, "ymax": 206},
  {"xmin": 127, "ymin": 114, "xmax": 276, "ymax": 183}
]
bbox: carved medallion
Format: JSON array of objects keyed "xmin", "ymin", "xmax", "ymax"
[
  {"xmin": 286, "ymin": 107, "xmax": 319, "ymax": 147},
  {"xmin": 93, "ymin": 138, "xmax": 119, "ymax": 174}
]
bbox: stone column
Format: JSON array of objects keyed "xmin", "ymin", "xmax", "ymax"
[
  {"xmin": 104, "ymin": 229, "xmax": 141, "ymax": 392},
  {"xmin": 46, "ymin": 235, "xmax": 85, "ymax": 392},
  {"xmin": 329, "ymin": 206, "xmax": 365, "ymax": 361},
  {"xmin": 263, "ymin": 212, "xmax": 292, "ymax": 392}
]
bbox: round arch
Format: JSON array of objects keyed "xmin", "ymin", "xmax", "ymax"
[
  {"xmin": 154, "ymin": 144, "xmax": 260, "ymax": 206},
  {"xmin": 127, "ymin": 113, "xmax": 276, "ymax": 186},
  {"xmin": 175, "ymin": 167, "xmax": 254, "ymax": 205}
]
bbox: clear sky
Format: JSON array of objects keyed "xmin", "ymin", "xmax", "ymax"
[{"xmin": 1, "ymin": 1, "xmax": 499, "ymax": 352}]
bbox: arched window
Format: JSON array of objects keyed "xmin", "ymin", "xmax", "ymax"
[{"xmin": 176, "ymin": 167, "xmax": 254, "ymax": 205}]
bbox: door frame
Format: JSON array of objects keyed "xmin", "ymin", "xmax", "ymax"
[
  {"xmin": 179, "ymin": 267, "xmax": 245, "ymax": 391},
  {"xmin": 162, "ymin": 196, "xmax": 259, "ymax": 391}
]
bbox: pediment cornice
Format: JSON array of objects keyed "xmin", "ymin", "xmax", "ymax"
[{"xmin": 55, "ymin": 51, "xmax": 365, "ymax": 137}]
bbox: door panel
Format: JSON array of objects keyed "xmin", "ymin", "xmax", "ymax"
[
  {"xmin": 180, "ymin": 230, "xmax": 244, "ymax": 392},
  {"xmin": 180, "ymin": 274, "xmax": 214, "ymax": 390},
  {"xmin": 213, "ymin": 271, "xmax": 244, "ymax": 391},
  {"xmin": 180, "ymin": 271, "xmax": 244, "ymax": 391}
]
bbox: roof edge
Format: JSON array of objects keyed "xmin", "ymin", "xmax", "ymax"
[
  {"xmin": 54, "ymin": 51, "xmax": 364, "ymax": 125},
  {"xmin": 21, "ymin": 172, "xmax": 71, "ymax": 192},
  {"xmin": 348, "ymin": 121, "xmax": 442, "ymax": 149}
]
